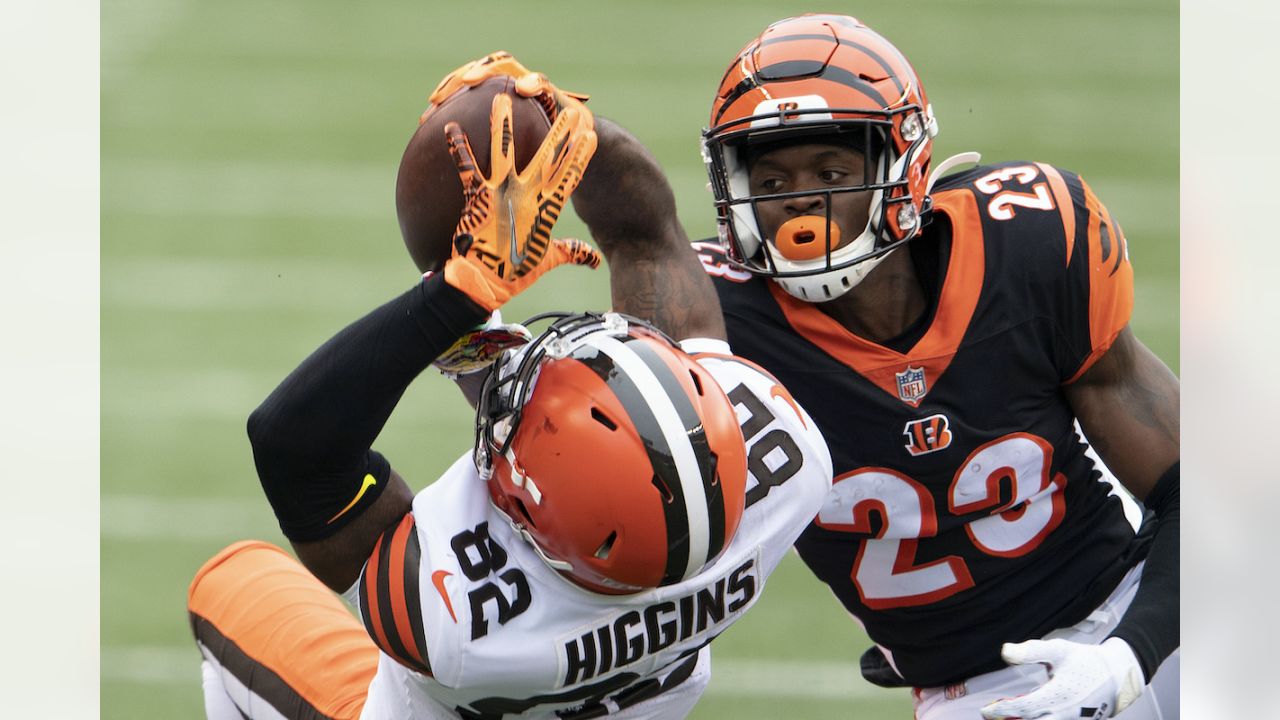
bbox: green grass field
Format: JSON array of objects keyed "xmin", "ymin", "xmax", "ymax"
[{"xmin": 102, "ymin": 1, "xmax": 1177, "ymax": 717}]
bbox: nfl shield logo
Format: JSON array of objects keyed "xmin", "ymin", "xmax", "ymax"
[{"xmin": 895, "ymin": 366, "xmax": 928, "ymax": 405}]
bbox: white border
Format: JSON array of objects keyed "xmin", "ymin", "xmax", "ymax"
[{"xmin": 0, "ymin": 0, "xmax": 101, "ymax": 715}]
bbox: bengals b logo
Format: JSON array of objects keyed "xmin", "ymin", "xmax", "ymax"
[{"xmin": 904, "ymin": 414, "xmax": 953, "ymax": 456}]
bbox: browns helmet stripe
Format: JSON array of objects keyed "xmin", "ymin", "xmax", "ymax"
[
  {"xmin": 571, "ymin": 335, "xmax": 720, "ymax": 584},
  {"xmin": 572, "ymin": 338, "xmax": 700, "ymax": 585},
  {"xmin": 626, "ymin": 337, "xmax": 727, "ymax": 563},
  {"xmin": 571, "ymin": 342, "xmax": 691, "ymax": 585}
]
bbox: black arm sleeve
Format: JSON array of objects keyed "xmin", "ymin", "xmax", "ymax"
[
  {"xmin": 1108, "ymin": 461, "xmax": 1179, "ymax": 681},
  {"xmin": 247, "ymin": 274, "xmax": 490, "ymax": 541}
]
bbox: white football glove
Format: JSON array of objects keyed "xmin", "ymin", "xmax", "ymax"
[{"xmin": 980, "ymin": 637, "xmax": 1144, "ymax": 720}]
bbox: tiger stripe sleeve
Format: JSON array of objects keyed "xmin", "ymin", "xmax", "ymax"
[{"xmin": 1056, "ymin": 171, "xmax": 1135, "ymax": 384}]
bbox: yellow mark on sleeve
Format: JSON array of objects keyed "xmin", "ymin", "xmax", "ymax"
[{"xmin": 327, "ymin": 473, "xmax": 378, "ymax": 524}]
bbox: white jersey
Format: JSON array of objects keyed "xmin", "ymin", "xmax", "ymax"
[{"xmin": 344, "ymin": 339, "xmax": 832, "ymax": 719}]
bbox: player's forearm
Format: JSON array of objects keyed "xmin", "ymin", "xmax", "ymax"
[
  {"xmin": 572, "ymin": 117, "xmax": 726, "ymax": 339},
  {"xmin": 573, "ymin": 117, "xmax": 683, "ymax": 254},
  {"xmin": 247, "ymin": 274, "xmax": 488, "ymax": 541}
]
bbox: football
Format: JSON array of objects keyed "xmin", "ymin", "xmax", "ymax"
[{"xmin": 396, "ymin": 76, "xmax": 553, "ymax": 272}]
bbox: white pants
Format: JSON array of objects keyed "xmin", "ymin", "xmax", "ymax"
[{"xmin": 913, "ymin": 563, "xmax": 1179, "ymax": 720}]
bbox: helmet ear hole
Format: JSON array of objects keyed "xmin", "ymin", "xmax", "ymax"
[
  {"xmin": 688, "ymin": 369, "xmax": 705, "ymax": 396},
  {"xmin": 593, "ymin": 531, "xmax": 618, "ymax": 560},
  {"xmin": 512, "ymin": 496, "xmax": 537, "ymax": 528},
  {"xmin": 590, "ymin": 407, "xmax": 618, "ymax": 431}
]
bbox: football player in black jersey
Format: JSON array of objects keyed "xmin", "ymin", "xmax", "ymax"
[
  {"xmin": 384, "ymin": 18, "xmax": 1179, "ymax": 717},
  {"xmin": 684, "ymin": 13, "xmax": 1178, "ymax": 720}
]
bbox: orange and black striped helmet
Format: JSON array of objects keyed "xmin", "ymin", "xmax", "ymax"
[
  {"xmin": 475, "ymin": 313, "xmax": 748, "ymax": 595},
  {"xmin": 703, "ymin": 14, "xmax": 938, "ymax": 300}
]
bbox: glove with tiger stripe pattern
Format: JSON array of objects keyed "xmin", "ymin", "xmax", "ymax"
[
  {"xmin": 425, "ymin": 50, "xmax": 590, "ymax": 126},
  {"xmin": 441, "ymin": 92, "xmax": 600, "ymax": 311}
]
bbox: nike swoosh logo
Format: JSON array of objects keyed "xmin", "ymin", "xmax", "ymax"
[
  {"xmin": 432, "ymin": 570, "xmax": 458, "ymax": 623},
  {"xmin": 326, "ymin": 473, "xmax": 378, "ymax": 524},
  {"xmin": 507, "ymin": 198, "xmax": 527, "ymax": 268}
]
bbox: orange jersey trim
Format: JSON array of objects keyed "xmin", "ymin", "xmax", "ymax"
[
  {"xmin": 361, "ymin": 529, "xmax": 394, "ymax": 660},
  {"xmin": 385, "ymin": 515, "xmax": 426, "ymax": 666},
  {"xmin": 767, "ymin": 189, "xmax": 986, "ymax": 405},
  {"xmin": 1035, "ymin": 162, "xmax": 1076, "ymax": 266},
  {"xmin": 360, "ymin": 513, "xmax": 432, "ymax": 675}
]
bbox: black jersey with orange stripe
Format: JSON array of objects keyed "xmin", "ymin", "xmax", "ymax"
[{"xmin": 697, "ymin": 160, "xmax": 1154, "ymax": 688}]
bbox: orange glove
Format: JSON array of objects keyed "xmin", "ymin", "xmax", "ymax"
[
  {"xmin": 442, "ymin": 92, "xmax": 600, "ymax": 311},
  {"xmin": 422, "ymin": 51, "xmax": 589, "ymax": 126}
]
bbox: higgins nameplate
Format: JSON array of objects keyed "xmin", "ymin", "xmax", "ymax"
[{"xmin": 558, "ymin": 557, "xmax": 759, "ymax": 686}]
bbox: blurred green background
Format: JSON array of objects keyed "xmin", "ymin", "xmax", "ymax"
[{"xmin": 101, "ymin": 0, "xmax": 1177, "ymax": 717}]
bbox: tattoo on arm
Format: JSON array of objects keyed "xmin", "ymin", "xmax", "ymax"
[
  {"xmin": 1071, "ymin": 328, "xmax": 1179, "ymax": 495},
  {"xmin": 573, "ymin": 117, "xmax": 727, "ymax": 340},
  {"xmin": 608, "ymin": 247, "xmax": 721, "ymax": 338},
  {"xmin": 1104, "ymin": 331, "xmax": 1180, "ymax": 440}
]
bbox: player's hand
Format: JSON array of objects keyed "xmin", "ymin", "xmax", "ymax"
[
  {"xmin": 980, "ymin": 638, "xmax": 1144, "ymax": 720},
  {"xmin": 423, "ymin": 51, "xmax": 590, "ymax": 125},
  {"xmin": 432, "ymin": 310, "xmax": 533, "ymax": 377},
  {"xmin": 442, "ymin": 92, "xmax": 600, "ymax": 311}
]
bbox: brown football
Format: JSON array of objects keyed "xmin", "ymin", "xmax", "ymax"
[{"xmin": 396, "ymin": 76, "xmax": 553, "ymax": 273}]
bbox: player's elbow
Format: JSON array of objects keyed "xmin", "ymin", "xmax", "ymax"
[
  {"xmin": 246, "ymin": 398, "xmax": 288, "ymax": 461},
  {"xmin": 246, "ymin": 397, "xmax": 267, "ymax": 441},
  {"xmin": 245, "ymin": 401, "xmax": 308, "ymax": 508}
]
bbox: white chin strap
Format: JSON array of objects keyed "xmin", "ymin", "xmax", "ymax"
[{"xmin": 772, "ymin": 151, "xmax": 983, "ymax": 303}]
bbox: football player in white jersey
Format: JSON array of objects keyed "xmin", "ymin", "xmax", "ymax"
[{"xmin": 188, "ymin": 56, "xmax": 832, "ymax": 720}]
